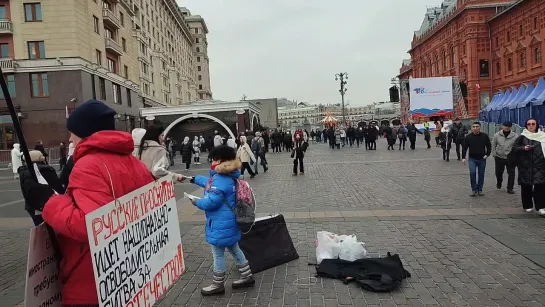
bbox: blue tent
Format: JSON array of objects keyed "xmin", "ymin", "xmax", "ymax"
[
  {"xmin": 486, "ymin": 93, "xmax": 502, "ymax": 111},
  {"xmin": 508, "ymin": 85, "xmax": 526, "ymax": 109},
  {"xmin": 530, "ymin": 82, "xmax": 545, "ymax": 106},
  {"xmin": 514, "ymin": 83, "xmax": 534, "ymax": 126},
  {"xmin": 519, "ymin": 76, "xmax": 545, "ymax": 108},
  {"xmin": 491, "ymin": 89, "xmax": 511, "ymax": 123}
]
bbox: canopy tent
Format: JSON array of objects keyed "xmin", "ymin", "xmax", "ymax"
[
  {"xmin": 530, "ymin": 82, "xmax": 545, "ymax": 106},
  {"xmin": 491, "ymin": 89, "xmax": 510, "ymax": 110},
  {"xmin": 519, "ymin": 76, "xmax": 545, "ymax": 108},
  {"xmin": 486, "ymin": 93, "xmax": 502, "ymax": 111},
  {"xmin": 515, "ymin": 83, "xmax": 535, "ymax": 109},
  {"xmin": 322, "ymin": 113, "xmax": 338, "ymax": 127},
  {"xmin": 496, "ymin": 88, "xmax": 518, "ymax": 110},
  {"xmin": 508, "ymin": 84, "xmax": 527, "ymax": 109}
]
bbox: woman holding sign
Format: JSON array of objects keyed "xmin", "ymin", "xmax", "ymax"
[
  {"xmin": 22, "ymin": 100, "xmax": 155, "ymax": 306},
  {"xmin": 188, "ymin": 145, "xmax": 255, "ymax": 296}
]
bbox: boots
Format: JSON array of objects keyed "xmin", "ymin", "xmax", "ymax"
[
  {"xmin": 201, "ymin": 271, "xmax": 226, "ymax": 296},
  {"xmin": 232, "ymin": 262, "xmax": 255, "ymax": 289}
]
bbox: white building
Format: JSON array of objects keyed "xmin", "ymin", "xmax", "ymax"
[{"xmin": 277, "ymin": 102, "xmax": 320, "ymax": 128}]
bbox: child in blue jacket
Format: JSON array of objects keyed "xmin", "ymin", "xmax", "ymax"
[{"xmin": 189, "ymin": 145, "xmax": 254, "ymax": 295}]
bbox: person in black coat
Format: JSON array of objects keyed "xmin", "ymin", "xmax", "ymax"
[
  {"xmin": 180, "ymin": 136, "xmax": 194, "ymax": 170},
  {"xmin": 291, "ymin": 141, "xmax": 309, "ymax": 175},
  {"xmin": 355, "ymin": 127, "xmax": 364, "ymax": 147},
  {"xmin": 326, "ymin": 127, "xmax": 335, "ymax": 149},
  {"xmin": 406, "ymin": 123, "xmax": 421, "ymax": 150},
  {"xmin": 34, "ymin": 140, "xmax": 49, "ymax": 164},
  {"xmin": 262, "ymin": 131, "xmax": 270, "ymax": 152},
  {"xmin": 511, "ymin": 118, "xmax": 545, "ymax": 215},
  {"xmin": 346, "ymin": 126, "xmax": 356, "ymax": 147},
  {"xmin": 18, "ymin": 150, "xmax": 65, "ymax": 226}
]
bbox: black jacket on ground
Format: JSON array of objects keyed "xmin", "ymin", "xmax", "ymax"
[
  {"xmin": 316, "ymin": 252, "xmax": 411, "ymax": 292},
  {"xmin": 512, "ymin": 135, "xmax": 545, "ymax": 185},
  {"xmin": 18, "ymin": 164, "xmax": 65, "ymax": 211},
  {"xmin": 462, "ymin": 132, "xmax": 491, "ymax": 160}
]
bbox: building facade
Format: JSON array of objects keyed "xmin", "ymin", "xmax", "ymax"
[
  {"xmin": 278, "ymin": 102, "xmax": 320, "ymax": 129},
  {"xmin": 182, "ymin": 8, "xmax": 212, "ymax": 100},
  {"xmin": 0, "ymin": 0, "xmax": 211, "ymax": 149},
  {"xmin": 247, "ymin": 98, "xmax": 278, "ymax": 129},
  {"xmin": 488, "ymin": 0, "xmax": 545, "ymax": 91},
  {"xmin": 405, "ymin": 0, "xmax": 515, "ymax": 118}
]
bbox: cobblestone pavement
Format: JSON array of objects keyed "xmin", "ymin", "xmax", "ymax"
[{"xmin": 1, "ymin": 139, "xmax": 545, "ymax": 306}]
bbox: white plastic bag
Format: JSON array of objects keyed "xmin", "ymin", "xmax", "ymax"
[
  {"xmin": 338, "ymin": 235, "xmax": 367, "ymax": 262},
  {"xmin": 316, "ymin": 231, "xmax": 342, "ymax": 264}
]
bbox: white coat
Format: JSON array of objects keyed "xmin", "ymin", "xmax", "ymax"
[{"xmin": 11, "ymin": 144, "xmax": 23, "ymax": 174}]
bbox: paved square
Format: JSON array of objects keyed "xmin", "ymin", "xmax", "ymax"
[{"xmin": 1, "ymin": 139, "xmax": 544, "ymax": 307}]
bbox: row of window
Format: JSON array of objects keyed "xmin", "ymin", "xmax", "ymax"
[
  {"xmin": 497, "ymin": 46, "xmax": 542, "ymax": 75},
  {"xmin": 91, "ymin": 75, "xmax": 131, "ymax": 106},
  {"xmin": 0, "ymin": 73, "xmax": 48, "ymax": 99}
]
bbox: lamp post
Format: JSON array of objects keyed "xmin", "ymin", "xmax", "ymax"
[{"xmin": 335, "ymin": 72, "xmax": 347, "ymax": 126}]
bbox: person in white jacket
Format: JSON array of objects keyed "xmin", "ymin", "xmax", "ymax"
[
  {"xmin": 213, "ymin": 130, "xmax": 223, "ymax": 147},
  {"xmin": 227, "ymin": 136, "xmax": 237, "ymax": 149},
  {"xmin": 192, "ymin": 136, "xmax": 201, "ymax": 165},
  {"xmin": 11, "ymin": 143, "xmax": 23, "ymax": 179},
  {"xmin": 236, "ymin": 136, "xmax": 256, "ymax": 178},
  {"xmin": 132, "ymin": 128, "xmax": 146, "ymax": 158},
  {"xmin": 136, "ymin": 126, "xmax": 185, "ymax": 182}
]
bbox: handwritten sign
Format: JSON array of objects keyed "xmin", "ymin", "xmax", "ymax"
[
  {"xmin": 85, "ymin": 177, "xmax": 185, "ymax": 307},
  {"xmin": 24, "ymin": 224, "xmax": 62, "ymax": 307}
]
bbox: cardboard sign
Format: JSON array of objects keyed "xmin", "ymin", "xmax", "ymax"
[
  {"xmin": 85, "ymin": 177, "xmax": 185, "ymax": 307},
  {"xmin": 24, "ymin": 224, "xmax": 62, "ymax": 307}
]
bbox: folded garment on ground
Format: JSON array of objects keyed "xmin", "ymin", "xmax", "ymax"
[{"xmin": 315, "ymin": 252, "xmax": 411, "ymax": 292}]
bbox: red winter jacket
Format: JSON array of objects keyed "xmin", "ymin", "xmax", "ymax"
[{"xmin": 42, "ymin": 131, "xmax": 154, "ymax": 305}]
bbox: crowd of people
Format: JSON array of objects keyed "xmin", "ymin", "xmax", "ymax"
[{"xmin": 8, "ymin": 98, "xmax": 545, "ymax": 306}]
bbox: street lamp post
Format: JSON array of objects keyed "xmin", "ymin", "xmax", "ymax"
[{"xmin": 335, "ymin": 72, "xmax": 347, "ymax": 126}]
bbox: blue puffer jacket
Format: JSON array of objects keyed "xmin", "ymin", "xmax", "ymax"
[{"xmin": 194, "ymin": 159, "xmax": 241, "ymax": 247}]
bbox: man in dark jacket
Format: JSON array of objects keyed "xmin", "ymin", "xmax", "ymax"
[
  {"xmin": 491, "ymin": 122, "xmax": 517, "ymax": 194},
  {"xmin": 346, "ymin": 126, "xmax": 356, "ymax": 147},
  {"xmin": 462, "ymin": 122, "xmax": 492, "ymax": 196},
  {"xmin": 406, "ymin": 123, "xmax": 421, "ymax": 150},
  {"xmin": 451, "ymin": 119, "xmax": 468, "ymax": 160},
  {"xmin": 355, "ymin": 127, "xmax": 364, "ymax": 147}
]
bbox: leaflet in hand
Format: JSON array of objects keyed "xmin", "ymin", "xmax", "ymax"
[{"xmin": 184, "ymin": 192, "xmax": 201, "ymax": 201}]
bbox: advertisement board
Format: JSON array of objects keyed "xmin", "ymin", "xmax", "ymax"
[{"xmin": 409, "ymin": 77, "xmax": 453, "ymax": 112}]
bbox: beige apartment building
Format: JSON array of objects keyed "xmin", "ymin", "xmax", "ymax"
[
  {"xmin": 0, "ymin": 0, "xmax": 211, "ymax": 149},
  {"xmin": 181, "ymin": 7, "xmax": 212, "ymax": 100}
]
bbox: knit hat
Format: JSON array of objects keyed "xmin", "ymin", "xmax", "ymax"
[{"xmin": 66, "ymin": 100, "xmax": 117, "ymax": 138}]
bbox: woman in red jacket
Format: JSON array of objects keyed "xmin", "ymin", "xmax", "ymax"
[{"xmin": 23, "ymin": 100, "xmax": 154, "ymax": 307}]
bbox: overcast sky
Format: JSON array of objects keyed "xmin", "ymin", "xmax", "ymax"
[{"xmin": 178, "ymin": 0, "xmax": 435, "ymax": 106}]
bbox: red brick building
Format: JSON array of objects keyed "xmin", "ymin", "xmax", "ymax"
[{"xmin": 402, "ymin": 0, "xmax": 545, "ymax": 118}]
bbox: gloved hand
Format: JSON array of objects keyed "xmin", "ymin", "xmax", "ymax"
[
  {"xmin": 22, "ymin": 180, "xmax": 55, "ymax": 211},
  {"xmin": 189, "ymin": 176, "xmax": 195, "ymax": 184}
]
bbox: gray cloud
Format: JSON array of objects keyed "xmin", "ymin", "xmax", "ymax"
[{"xmin": 178, "ymin": 0, "xmax": 432, "ymax": 105}]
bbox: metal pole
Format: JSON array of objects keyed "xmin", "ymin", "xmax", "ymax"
[{"xmin": 335, "ymin": 72, "xmax": 347, "ymax": 126}]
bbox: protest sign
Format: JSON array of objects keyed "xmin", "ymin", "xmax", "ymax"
[
  {"xmin": 85, "ymin": 176, "xmax": 185, "ymax": 307},
  {"xmin": 24, "ymin": 224, "xmax": 62, "ymax": 307}
]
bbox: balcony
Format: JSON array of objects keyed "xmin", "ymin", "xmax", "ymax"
[
  {"xmin": 0, "ymin": 20, "xmax": 12, "ymax": 34},
  {"xmin": 0, "ymin": 58, "xmax": 14, "ymax": 72},
  {"xmin": 102, "ymin": 9, "xmax": 121, "ymax": 29},
  {"xmin": 105, "ymin": 37, "xmax": 123, "ymax": 55}
]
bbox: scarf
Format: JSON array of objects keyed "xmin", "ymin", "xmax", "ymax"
[{"xmin": 521, "ymin": 129, "xmax": 545, "ymax": 154}]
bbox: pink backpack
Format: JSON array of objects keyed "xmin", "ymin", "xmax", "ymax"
[{"xmin": 224, "ymin": 178, "xmax": 256, "ymax": 233}]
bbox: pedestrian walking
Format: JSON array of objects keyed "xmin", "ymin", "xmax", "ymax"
[
  {"xmin": 406, "ymin": 122, "xmax": 421, "ymax": 150},
  {"xmin": 511, "ymin": 118, "xmax": 545, "ymax": 215},
  {"xmin": 193, "ymin": 136, "xmax": 202, "ymax": 165},
  {"xmin": 462, "ymin": 122, "xmax": 491, "ymax": 196},
  {"xmin": 398, "ymin": 125, "xmax": 408, "ymax": 150},
  {"xmin": 439, "ymin": 126, "xmax": 453, "ymax": 161},
  {"xmin": 180, "ymin": 136, "xmax": 193, "ymax": 170},
  {"xmin": 491, "ymin": 122, "xmax": 517, "ymax": 194},
  {"xmin": 451, "ymin": 119, "xmax": 468, "ymax": 160},
  {"xmin": 34, "ymin": 140, "xmax": 49, "ymax": 164},
  {"xmin": 237, "ymin": 136, "xmax": 256, "ymax": 178},
  {"xmin": 251, "ymin": 131, "xmax": 268, "ymax": 174},
  {"xmin": 423, "ymin": 127, "xmax": 431, "ymax": 149},
  {"xmin": 10, "ymin": 143, "xmax": 23, "ymax": 180}
]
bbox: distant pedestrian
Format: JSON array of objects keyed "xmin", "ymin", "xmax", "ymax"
[
  {"xmin": 59, "ymin": 141, "xmax": 67, "ymax": 171},
  {"xmin": 34, "ymin": 140, "xmax": 48, "ymax": 164},
  {"xmin": 10, "ymin": 143, "xmax": 23, "ymax": 180},
  {"xmin": 491, "ymin": 122, "xmax": 517, "ymax": 194},
  {"xmin": 180, "ymin": 136, "xmax": 193, "ymax": 170},
  {"xmin": 292, "ymin": 141, "xmax": 309, "ymax": 175},
  {"xmin": 462, "ymin": 122, "xmax": 491, "ymax": 196},
  {"xmin": 423, "ymin": 127, "xmax": 431, "ymax": 149}
]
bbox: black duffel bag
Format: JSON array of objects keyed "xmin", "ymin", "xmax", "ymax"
[{"xmin": 239, "ymin": 214, "xmax": 299, "ymax": 274}]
